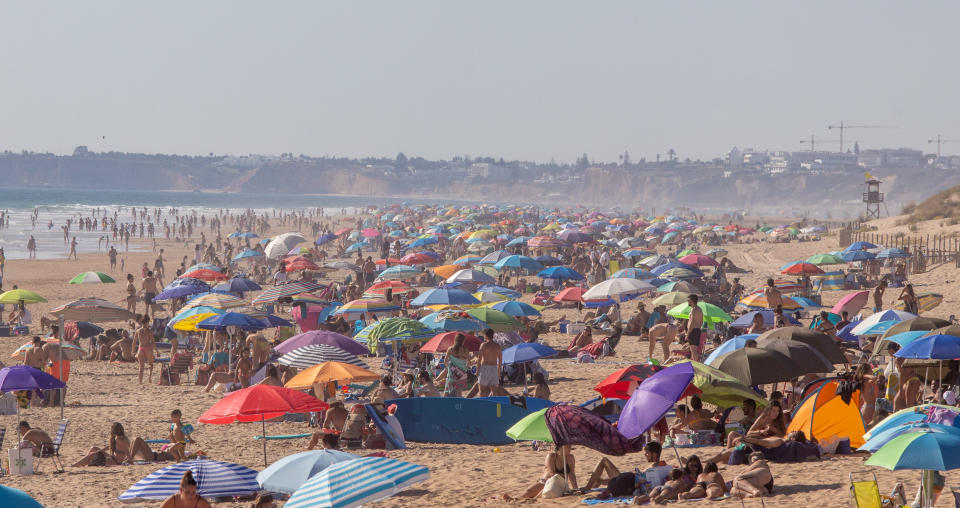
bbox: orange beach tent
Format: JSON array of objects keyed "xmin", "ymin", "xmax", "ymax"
[{"xmin": 787, "ymin": 377, "xmax": 866, "ymax": 448}]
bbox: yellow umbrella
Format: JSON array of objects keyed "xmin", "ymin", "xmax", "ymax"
[
  {"xmin": 173, "ymin": 312, "xmax": 219, "ymax": 332},
  {"xmin": 432, "ymin": 264, "xmax": 460, "ymax": 279},
  {"xmin": 426, "ymin": 304, "xmax": 471, "ymax": 312},
  {"xmin": 284, "ymin": 361, "xmax": 381, "ymax": 389},
  {"xmin": 473, "ymin": 291, "xmax": 509, "ymax": 303}
]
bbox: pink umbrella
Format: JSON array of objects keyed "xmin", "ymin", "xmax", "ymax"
[
  {"xmin": 679, "ymin": 254, "xmax": 720, "ymax": 267},
  {"xmin": 361, "ymin": 228, "xmax": 381, "ymax": 238},
  {"xmin": 832, "ymin": 290, "xmax": 870, "ymax": 316}
]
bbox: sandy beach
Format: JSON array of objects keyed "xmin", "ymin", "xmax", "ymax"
[{"xmin": 1, "ymin": 212, "xmax": 958, "ymax": 508}]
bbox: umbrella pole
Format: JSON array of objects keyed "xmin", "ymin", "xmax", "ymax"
[
  {"xmin": 58, "ymin": 316, "xmax": 64, "ymax": 420},
  {"xmin": 261, "ymin": 414, "xmax": 267, "ymax": 468},
  {"xmin": 670, "ymin": 440, "xmax": 683, "ymax": 464}
]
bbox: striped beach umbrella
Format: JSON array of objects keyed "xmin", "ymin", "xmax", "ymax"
[
  {"xmin": 50, "ymin": 297, "xmax": 135, "ymax": 322},
  {"xmin": 419, "ymin": 311, "xmax": 484, "ymax": 332},
  {"xmin": 251, "ymin": 280, "xmax": 325, "ymax": 304},
  {"xmin": 334, "ymin": 299, "xmax": 400, "ymax": 317},
  {"xmin": 285, "ymin": 456, "xmax": 430, "ymax": 508},
  {"xmin": 118, "ymin": 459, "xmax": 260, "ymax": 502},
  {"xmin": 362, "ymin": 281, "xmax": 413, "ymax": 299},
  {"xmin": 377, "ymin": 265, "xmax": 420, "ymax": 281},
  {"xmin": 278, "ymin": 344, "xmax": 369, "ymax": 370},
  {"xmin": 68, "ymin": 271, "xmax": 116, "ymax": 284},
  {"xmin": 182, "ymin": 292, "xmax": 246, "ymax": 310},
  {"xmin": 738, "ymin": 293, "xmax": 802, "ymax": 311},
  {"xmin": 257, "ymin": 450, "xmax": 359, "ymax": 495}
]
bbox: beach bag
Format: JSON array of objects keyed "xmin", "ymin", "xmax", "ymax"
[
  {"xmin": 607, "ymin": 472, "xmax": 637, "ymax": 496},
  {"xmin": 540, "ymin": 474, "xmax": 566, "ymax": 498}
]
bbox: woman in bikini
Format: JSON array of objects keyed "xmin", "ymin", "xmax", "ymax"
[
  {"xmin": 518, "ymin": 444, "xmax": 579, "ymax": 498},
  {"xmin": 135, "ymin": 315, "xmax": 156, "ymax": 384},
  {"xmin": 855, "ymin": 363, "xmax": 879, "ymax": 424},
  {"xmin": 894, "ymin": 356, "xmax": 923, "ymax": 411},
  {"xmin": 72, "ymin": 422, "xmax": 164, "ymax": 466},
  {"xmin": 899, "ymin": 284, "xmax": 919, "ymax": 315},
  {"xmin": 730, "ymin": 452, "xmax": 774, "ymax": 498},
  {"xmin": 679, "ymin": 460, "xmax": 726, "ymax": 500},
  {"xmin": 160, "ymin": 470, "xmax": 212, "ymax": 508},
  {"xmin": 125, "ymin": 274, "xmax": 137, "ymax": 314}
]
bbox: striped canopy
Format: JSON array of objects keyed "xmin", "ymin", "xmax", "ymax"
[
  {"xmin": 50, "ymin": 298, "xmax": 136, "ymax": 322},
  {"xmin": 285, "ymin": 456, "xmax": 430, "ymax": 508},
  {"xmin": 182, "ymin": 292, "xmax": 247, "ymax": 310},
  {"xmin": 118, "ymin": 459, "xmax": 259, "ymax": 502},
  {"xmin": 251, "ymin": 280, "xmax": 325, "ymax": 304},
  {"xmin": 278, "ymin": 344, "xmax": 369, "ymax": 370},
  {"xmin": 68, "ymin": 271, "xmax": 116, "ymax": 284}
]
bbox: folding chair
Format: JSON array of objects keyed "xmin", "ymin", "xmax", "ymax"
[
  {"xmin": 850, "ymin": 471, "xmax": 882, "ymax": 508},
  {"xmin": 36, "ymin": 420, "xmax": 68, "ymax": 473},
  {"xmin": 166, "ymin": 352, "xmax": 195, "ymax": 385}
]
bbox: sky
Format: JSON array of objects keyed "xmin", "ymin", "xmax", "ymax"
[{"xmin": 1, "ymin": 1, "xmax": 958, "ymax": 163}]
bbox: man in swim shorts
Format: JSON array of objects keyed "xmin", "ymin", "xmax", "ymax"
[
  {"xmin": 687, "ymin": 294, "xmax": 704, "ymax": 362},
  {"xmin": 476, "ymin": 328, "xmax": 502, "ymax": 396}
]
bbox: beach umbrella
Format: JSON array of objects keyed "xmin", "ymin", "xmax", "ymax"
[
  {"xmin": 527, "ymin": 236, "xmax": 565, "ymax": 249},
  {"xmin": 284, "ymin": 456, "xmax": 430, "ymax": 508},
  {"xmin": 419, "ymin": 311, "xmax": 484, "ymax": 332},
  {"xmin": 446, "ymin": 269, "xmax": 497, "ymax": 285},
  {"xmin": 399, "ymin": 252, "xmax": 437, "ymax": 265},
  {"xmin": 893, "ymin": 334, "xmax": 960, "ymax": 360},
  {"xmin": 489, "ymin": 300, "xmax": 541, "ymax": 317},
  {"xmin": 748, "ymin": 279, "xmax": 802, "ymax": 294},
  {"xmin": 261, "ymin": 314, "xmax": 294, "ymax": 328},
  {"xmin": 183, "ymin": 292, "xmax": 247, "ymax": 310},
  {"xmin": 196, "ymin": 312, "xmax": 268, "ymax": 331},
  {"xmin": 0, "ymin": 289, "xmax": 46, "ymax": 304},
  {"xmin": 618, "ymin": 362, "xmax": 695, "ymax": 438},
  {"xmin": 214, "ymin": 277, "xmax": 262, "ymax": 293},
  {"xmin": 651, "ymin": 261, "xmax": 703, "ymax": 278},
  {"xmin": 873, "ymin": 330, "xmax": 931, "ymax": 356},
  {"xmin": 678, "ymin": 254, "xmax": 719, "ymax": 267},
  {"xmin": 362, "ymin": 281, "xmax": 413, "ymax": 299},
  {"xmin": 881, "ymin": 317, "xmax": 952, "ymax": 340},
  {"xmin": 593, "ymin": 363, "xmax": 664, "ymax": 400},
  {"xmin": 840, "ymin": 250, "xmax": 875, "ymax": 262},
  {"xmin": 865, "ymin": 405, "xmax": 959, "ymax": 442},
  {"xmin": 284, "ymin": 257, "xmax": 320, "ymax": 272},
  {"xmin": 506, "ymin": 408, "xmax": 552, "ymax": 442},
  {"xmin": 844, "ymin": 241, "xmax": 877, "ymax": 251},
  {"xmin": 781, "ymin": 262, "xmax": 824, "ymax": 275},
  {"xmin": 377, "ymin": 265, "xmax": 421, "ymax": 281},
  {"xmin": 118, "ymin": 459, "xmax": 260, "ymax": 502},
  {"xmin": 13, "ymin": 338, "xmax": 85, "ymax": 361},
  {"xmin": 278, "ymin": 344, "xmax": 369, "ymax": 369},
  {"xmin": 651, "ymin": 291, "xmax": 690, "ymax": 307},
  {"xmin": 806, "ymin": 253, "xmax": 845, "ymax": 265},
  {"xmin": 759, "ymin": 340, "xmax": 833, "ymax": 372},
  {"xmin": 477, "ymin": 284, "xmax": 522, "ymax": 299},
  {"xmin": 0, "ymin": 485, "xmax": 43, "ymax": 508},
  {"xmin": 703, "ymin": 334, "xmax": 758, "ymax": 366},
  {"xmin": 712, "ymin": 347, "xmax": 804, "ymax": 385},
  {"xmin": 674, "ymin": 359, "xmax": 767, "ymax": 408},
  {"xmin": 536, "ymin": 266, "xmax": 584, "ymax": 281},
  {"xmin": 866, "ymin": 429, "xmax": 960, "ymax": 505},
  {"xmin": 228, "ymin": 231, "xmax": 259, "ymax": 239},
  {"xmin": 49, "ymin": 297, "xmax": 136, "ymax": 321},
  {"xmin": 251, "ymin": 280, "xmax": 325, "ymax": 304},
  {"xmin": 851, "ymin": 309, "xmax": 917, "ymax": 336},
  {"xmin": 656, "ymin": 281, "xmax": 700, "ymax": 294},
  {"xmin": 658, "ymin": 267, "xmax": 701, "ymax": 279},
  {"xmin": 493, "ymin": 255, "xmax": 544, "ymax": 273},
  {"xmin": 257, "ymin": 450, "xmax": 359, "ymax": 495},
  {"xmin": 583, "ymin": 278, "xmax": 653, "ymax": 301},
  {"xmin": 287, "ymin": 247, "xmax": 313, "ymax": 257},
  {"xmin": 557, "ymin": 230, "xmax": 595, "ymax": 244},
  {"xmin": 353, "ymin": 317, "xmax": 436, "ymax": 352},
  {"xmin": 737, "ymin": 293, "xmax": 802, "ymax": 311},
  {"xmin": 409, "ymin": 288, "xmax": 480, "ymax": 307},
  {"xmin": 610, "ymin": 268, "xmax": 654, "ymax": 279},
  {"xmin": 276, "ymin": 331, "xmax": 369, "ymax": 356},
  {"xmin": 667, "ymin": 301, "xmax": 732, "ymax": 323},
  {"xmin": 431, "ymin": 264, "xmax": 459, "ymax": 279},
  {"xmin": 182, "ymin": 269, "xmax": 228, "ymax": 281},
  {"xmin": 831, "ymin": 290, "xmax": 870, "ymax": 316},
  {"xmin": 472, "ymin": 291, "xmax": 508, "ymax": 304},
  {"xmin": 334, "ymin": 299, "xmax": 400, "ymax": 317},
  {"xmin": 185, "ymin": 263, "xmax": 222, "ymax": 273},
  {"xmin": 0, "ymin": 365, "xmax": 66, "ymax": 392},
  {"xmin": 894, "ymin": 293, "xmax": 944, "ymax": 314},
  {"xmin": 285, "ymin": 362, "xmax": 381, "ymax": 389},
  {"xmin": 265, "ymin": 232, "xmax": 307, "ymax": 259},
  {"xmin": 877, "ymin": 248, "xmax": 911, "ymax": 259},
  {"xmin": 860, "ymin": 423, "xmax": 960, "ymax": 454},
  {"xmin": 730, "ymin": 311, "xmax": 798, "ymax": 329},
  {"xmin": 199, "ymin": 384, "xmax": 329, "ymax": 466},
  {"xmin": 466, "ymin": 307, "xmax": 522, "ymax": 332},
  {"xmin": 553, "ymin": 287, "xmax": 586, "ymax": 302},
  {"xmin": 501, "ymin": 343, "xmax": 557, "ymax": 365},
  {"xmin": 154, "ymin": 277, "xmax": 211, "ymax": 300},
  {"xmin": 756, "ymin": 327, "xmax": 847, "ymax": 364},
  {"xmin": 418, "ymin": 332, "xmax": 482, "ymax": 353},
  {"xmin": 68, "ymin": 271, "xmax": 116, "ymax": 284},
  {"xmin": 477, "ymin": 249, "xmax": 511, "ymax": 265},
  {"xmin": 315, "ymin": 233, "xmax": 338, "ymax": 245}
]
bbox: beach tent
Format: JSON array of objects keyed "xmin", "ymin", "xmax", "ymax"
[
  {"xmin": 786, "ymin": 378, "xmax": 865, "ymax": 448},
  {"xmin": 812, "ymin": 271, "xmax": 845, "ymax": 292}
]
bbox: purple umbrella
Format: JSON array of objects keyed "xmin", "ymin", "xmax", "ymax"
[
  {"xmin": 618, "ymin": 362, "xmax": 694, "ymax": 439},
  {"xmin": 274, "ymin": 330, "xmax": 370, "ymax": 356},
  {"xmin": 0, "ymin": 365, "xmax": 66, "ymax": 392}
]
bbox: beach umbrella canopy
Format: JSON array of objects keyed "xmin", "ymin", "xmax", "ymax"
[
  {"xmin": 477, "ymin": 249, "xmax": 511, "ymax": 265},
  {"xmin": 399, "ymin": 252, "xmax": 437, "ymax": 265},
  {"xmin": 652, "ymin": 291, "xmax": 690, "ymax": 307},
  {"xmin": 651, "ymin": 261, "xmax": 703, "ymax": 278},
  {"xmin": 583, "ymin": 278, "xmax": 654, "ymax": 301},
  {"xmin": 419, "ymin": 312, "xmax": 484, "ymax": 332},
  {"xmin": 873, "ymin": 330, "xmax": 931, "ymax": 356},
  {"xmin": 409, "ymin": 288, "xmax": 480, "ymax": 307},
  {"xmin": 196, "ymin": 312, "xmax": 268, "ymax": 331},
  {"xmin": 553, "ymin": 287, "xmax": 586, "ymax": 302},
  {"xmin": 251, "ymin": 280, "xmax": 325, "ymax": 304},
  {"xmin": 284, "ymin": 257, "xmax": 320, "ymax": 272},
  {"xmin": 881, "ymin": 317, "xmax": 952, "ymax": 340},
  {"xmin": 278, "ymin": 344, "xmax": 369, "ymax": 369},
  {"xmin": 781, "ymin": 262, "xmax": 824, "ymax": 275},
  {"xmin": 419, "ymin": 332, "xmax": 482, "ymax": 353},
  {"xmin": 506, "ymin": 408, "xmax": 552, "ymax": 442},
  {"xmin": 678, "ymin": 254, "xmax": 720, "ymax": 267},
  {"xmin": 619, "ymin": 362, "xmax": 695, "ymax": 438},
  {"xmin": 334, "ymin": 299, "xmax": 400, "ymax": 317},
  {"xmin": 737, "ymin": 293, "xmax": 802, "ymax": 311},
  {"xmin": 49, "ymin": 297, "xmax": 136, "ymax": 322},
  {"xmin": 594, "ymin": 363, "xmax": 664, "ymax": 400},
  {"xmin": 865, "ymin": 404, "xmax": 959, "ymax": 441},
  {"xmin": 284, "ymin": 456, "xmax": 430, "ymax": 508},
  {"xmin": 840, "ymin": 250, "xmax": 875, "ymax": 262},
  {"xmin": 185, "ymin": 263, "xmax": 222, "ymax": 273},
  {"xmin": 465, "ymin": 307, "xmax": 522, "ymax": 332},
  {"xmin": 860, "ymin": 423, "xmax": 960, "ymax": 454},
  {"xmin": 730, "ymin": 311, "xmax": 799, "ymax": 329},
  {"xmin": 557, "ymin": 230, "xmax": 595, "ymax": 244},
  {"xmin": 501, "ymin": 343, "xmax": 557, "ymax": 365},
  {"xmin": 536, "ymin": 266, "xmax": 585, "ymax": 280},
  {"xmin": 893, "ymin": 334, "xmax": 960, "ymax": 360},
  {"xmin": 276, "ymin": 331, "xmax": 369, "ymax": 356},
  {"xmin": 118, "ymin": 459, "xmax": 260, "ymax": 502},
  {"xmin": 285, "ymin": 362, "xmax": 381, "ymax": 390},
  {"xmin": 610, "ymin": 268, "xmax": 654, "ymax": 279},
  {"xmin": 832, "ymin": 290, "xmax": 870, "ymax": 316},
  {"xmin": 183, "ymin": 292, "xmax": 247, "ymax": 310},
  {"xmin": 756, "ymin": 327, "xmax": 847, "ymax": 364},
  {"xmin": 676, "ymin": 360, "xmax": 767, "ymax": 408},
  {"xmin": 0, "ymin": 289, "xmax": 46, "ymax": 304},
  {"xmin": 489, "ymin": 300, "xmax": 542, "ymax": 317},
  {"xmin": 431, "ymin": 264, "xmax": 460, "ymax": 279},
  {"xmin": 0, "ymin": 365, "xmax": 66, "ymax": 392},
  {"xmin": 199, "ymin": 384, "xmax": 328, "ymax": 424},
  {"xmin": 667, "ymin": 301, "xmax": 732, "ymax": 323},
  {"xmin": 493, "ymin": 255, "xmax": 544, "ymax": 273},
  {"xmin": 233, "ymin": 249, "xmax": 264, "ymax": 262},
  {"xmin": 851, "ymin": 310, "xmax": 917, "ymax": 336},
  {"xmin": 894, "ymin": 293, "xmax": 945, "ymax": 314},
  {"xmin": 377, "ymin": 265, "xmax": 421, "ymax": 281},
  {"xmin": 845, "ymin": 241, "xmax": 878, "ymax": 251},
  {"xmin": 315, "ymin": 233, "xmax": 338, "ymax": 245},
  {"xmin": 214, "ymin": 277, "xmax": 262, "ymax": 293},
  {"xmin": 182, "ymin": 269, "xmax": 229, "ymax": 281},
  {"xmin": 806, "ymin": 253, "xmax": 845, "ymax": 265},
  {"xmin": 712, "ymin": 347, "xmax": 805, "ymax": 385},
  {"xmin": 759, "ymin": 340, "xmax": 834, "ymax": 372},
  {"xmin": 155, "ymin": 277, "xmax": 211, "ymax": 300},
  {"xmin": 362, "ymin": 281, "xmax": 413, "ymax": 299},
  {"xmin": 865, "ymin": 430, "xmax": 960, "ymax": 471},
  {"xmin": 257, "ymin": 450, "xmax": 359, "ymax": 495},
  {"xmin": 0, "ymin": 485, "xmax": 43, "ymax": 508},
  {"xmin": 68, "ymin": 271, "xmax": 116, "ymax": 284},
  {"xmin": 703, "ymin": 335, "xmax": 758, "ymax": 366},
  {"xmin": 656, "ymin": 281, "xmax": 700, "ymax": 294},
  {"xmin": 446, "ymin": 269, "xmax": 497, "ymax": 285},
  {"xmin": 265, "ymin": 232, "xmax": 307, "ymax": 259}
]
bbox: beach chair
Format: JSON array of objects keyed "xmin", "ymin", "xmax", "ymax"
[
  {"xmin": 36, "ymin": 420, "xmax": 68, "ymax": 473},
  {"xmin": 0, "ymin": 427, "xmax": 5, "ymax": 476},
  {"xmin": 165, "ymin": 352, "xmax": 194, "ymax": 385},
  {"xmin": 850, "ymin": 471, "xmax": 882, "ymax": 508}
]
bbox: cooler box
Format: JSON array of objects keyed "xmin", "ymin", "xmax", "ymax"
[
  {"xmin": 9, "ymin": 447, "xmax": 33, "ymax": 475},
  {"xmin": 567, "ymin": 323, "xmax": 585, "ymax": 335}
]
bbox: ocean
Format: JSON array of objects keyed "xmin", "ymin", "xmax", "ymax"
[{"xmin": 0, "ymin": 187, "xmax": 474, "ymax": 260}]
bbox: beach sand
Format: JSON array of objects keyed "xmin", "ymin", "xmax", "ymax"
[{"xmin": 2, "ymin": 216, "xmax": 959, "ymax": 507}]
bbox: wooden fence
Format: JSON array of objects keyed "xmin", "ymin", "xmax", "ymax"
[{"xmin": 840, "ymin": 223, "xmax": 960, "ymax": 273}]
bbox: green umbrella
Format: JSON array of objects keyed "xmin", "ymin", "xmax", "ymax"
[
  {"xmin": 466, "ymin": 308, "xmax": 522, "ymax": 332},
  {"xmin": 652, "ymin": 291, "xmax": 691, "ymax": 307},
  {"xmin": 0, "ymin": 289, "xmax": 47, "ymax": 304},
  {"xmin": 806, "ymin": 253, "xmax": 845, "ymax": 265},
  {"xmin": 667, "ymin": 301, "xmax": 732, "ymax": 323},
  {"xmin": 660, "ymin": 267, "xmax": 702, "ymax": 279},
  {"xmin": 656, "ymin": 281, "xmax": 700, "ymax": 294},
  {"xmin": 68, "ymin": 271, "xmax": 116, "ymax": 284},
  {"xmin": 676, "ymin": 360, "xmax": 767, "ymax": 409},
  {"xmin": 506, "ymin": 408, "xmax": 552, "ymax": 442},
  {"xmin": 677, "ymin": 249, "xmax": 698, "ymax": 257}
]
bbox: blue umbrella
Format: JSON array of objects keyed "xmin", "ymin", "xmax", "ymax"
[
  {"xmin": 378, "ymin": 265, "xmax": 420, "ymax": 280},
  {"xmin": 154, "ymin": 277, "xmax": 211, "ymax": 300},
  {"xmin": 315, "ymin": 233, "xmax": 338, "ymax": 245},
  {"xmin": 501, "ymin": 343, "xmax": 557, "ymax": 365},
  {"xmin": 233, "ymin": 249, "xmax": 264, "ymax": 261},
  {"xmin": 118, "ymin": 458, "xmax": 260, "ymax": 502},
  {"xmin": 878, "ymin": 248, "xmax": 911, "ymax": 259},
  {"xmin": 285, "ymin": 456, "xmax": 430, "ymax": 508},
  {"xmin": 884, "ymin": 330, "xmax": 931, "ymax": 348},
  {"xmin": 650, "ymin": 261, "xmax": 703, "ymax": 278},
  {"xmin": 840, "ymin": 250, "xmax": 875, "ymax": 262},
  {"xmin": 0, "ymin": 485, "xmax": 43, "ymax": 508},
  {"xmin": 533, "ymin": 255, "xmax": 562, "ymax": 266},
  {"xmin": 0, "ymin": 365, "xmax": 66, "ymax": 392},
  {"xmin": 860, "ymin": 423, "xmax": 960, "ymax": 453},
  {"xmin": 536, "ymin": 266, "xmax": 584, "ymax": 281},
  {"xmin": 196, "ymin": 312, "xmax": 269, "ymax": 331},
  {"xmin": 893, "ymin": 334, "xmax": 960, "ymax": 360},
  {"xmin": 703, "ymin": 335, "xmax": 758, "ymax": 366},
  {"xmin": 407, "ymin": 236, "xmax": 438, "ymax": 248},
  {"xmin": 611, "ymin": 268, "xmax": 654, "ymax": 280},
  {"xmin": 345, "ymin": 241, "xmax": 368, "ymax": 253},
  {"xmin": 490, "ymin": 301, "xmax": 542, "ymax": 317},
  {"xmin": 506, "ymin": 236, "xmax": 529, "ymax": 247},
  {"xmin": 730, "ymin": 311, "xmax": 799, "ymax": 329},
  {"xmin": 419, "ymin": 312, "xmax": 484, "ymax": 332},
  {"xmin": 865, "ymin": 430, "xmax": 960, "ymax": 471},
  {"xmin": 409, "ymin": 288, "xmax": 480, "ymax": 307},
  {"xmin": 214, "ymin": 277, "xmax": 262, "ymax": 293},
  {"xmin": 844, "ymin": 241, "xmax": 877, "ymax": 252},
  {"xmin": 261, "ymin": 314, "xmax": 294, "ymax": 328},
  {"xmin": 493, "ymin": 255, "xmax": 544, "ymax": 273},
  {"xmin": 476, "ymin": 285, "xmax": 522, "ymax": 299},
  {"xmin": 257, "ymin": 450, "xmax": 358, "ymax": 495},
  {"xmin": 619, "ymin": 362, "xmax": 694, "ymax": 438},
  {"xmin": 229, "ymin": 231, "xmax": 259, "ymax": 239}
]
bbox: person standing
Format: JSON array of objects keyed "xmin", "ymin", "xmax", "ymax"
[
  {"xmin": 687, "ymin": 294, "xmax": 704, "ymax": 362},
  {"xmin": 763, "ymin": 279, "xmax": 782, "ymax": 309},
  {"xmin": 873, "ymin": 280, "xmax": 887, "ymax": 312},
  {"xmin": 476, "ymin": 328, "xmax": 502, "ymax": 396},
  {"xmin": 69, "ymin": 236, "xmax": 78, "ymax": 260},
  {"xmin": 140, "ymin": 271, "xmax": 158, "ymax": 319},
  {"xmin": 108, "ymin": 246, "xmax": 118, "ymax": 272}
]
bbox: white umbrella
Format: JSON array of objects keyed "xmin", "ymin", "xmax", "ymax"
[
  {"xmin": 264, "ymin": 232, "xmax": 306, "ymax": 259},
  {"xmin": 582, "ymin": 278, "xmax": 654, "ymax": 301},
  {"xmin": 851, "ymin": 309, "xmax": 918, "ymax": 336},
  {"xmin": 446, "ymin": 269, "xmax": 496, "ymax": 285}
]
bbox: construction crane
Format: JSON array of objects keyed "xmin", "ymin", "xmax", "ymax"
[
  {"xmin": 799, "ymin": 135, "xmax": 841, "ymax": 153},
  {"xmin": 827, "ymin": 121, "xmax": 896, "ymax": 153},
  {"xmin": 928, "ymin": 135, "xmax": 960, "ymax": 158}
]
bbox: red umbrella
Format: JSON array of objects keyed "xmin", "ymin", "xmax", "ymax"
[
  {"xmin": 284, "ymin": 256, "xmax": 320, "ymax": 272},
  {"xmin": 400, "ymin": 252, "xmax": 436, "ymax": 265},
  {"xmin": 199, "ymin": 384, "xmax": 328, "ymax": 466},
  {"xmin": 594, "ymin": 364, "xmax": 664, "ymax": 399},
  {"xmin": 678, "ymin": 254, "xmax": 720, "ymax": 268},
  {"xmin": 419, "ymin": 332, "xmax": 482, "ymax": 353},
  {"xmin": 334, "ymin": 227, "xmax": 352, "ymax": 236},
  {"xmin": 375, "ymin": 258, "xmax": 403, "ymax": 265},
  {"xmin": 182, "ymin": 269, "xmax": 228, "ymax": 281},
  {"xmin": 781, "ymin": 263, "xmax": 824, "ymax": 276},
  {"xmin": 554, "ymin": 287, "xmax": 586, "ymax": 303}
]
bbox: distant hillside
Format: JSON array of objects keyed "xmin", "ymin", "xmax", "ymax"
[{"xmin": 903, "ymin": 183, "xmax": 960, "ymax": 221}]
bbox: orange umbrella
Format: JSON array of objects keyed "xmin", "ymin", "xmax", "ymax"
[
  {"xmin": 181, "ymin": 269, "xmax": 228, "ymax": 281},
  {"xmin": 554, "ymin": 287, "xmax": 586, "ymax": 302},
  {"xmin": 284, "ymin": 361, "xmax": 381, "ymax": 389},
  {"xmin": 432, "ymin": 264, "xmax": 460, "ymax": 279},
  {"xmin": 284, "ymin": 256, "xmax": 320, "ymax": 272}
]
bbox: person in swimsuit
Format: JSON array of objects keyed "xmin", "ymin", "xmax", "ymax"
[
  {"xmin": 855, "ymin": 363, "xmax": 878, "ymax": 424},
  {"xmin": 873, "ymin": 280, "xmax": 887, "ymax": 312},
  {"xmin": 686, "ymin": 294, "xmax": 705, "ymax": 362},
  {"xmin": 476, "ymin": 328, "xmax": 502, "ymax": 397},
  {"xmin": 899, "ymin": 284, "xmax": 919, "ymax": 315},
  {"xmin": 165, "ymin": 409, "xmax": 195, "ymax": 462},
  {"xmin": 633, "ymin": 468, "xmax": 685, "ymax": 505},
  {"xmin": 160, "ymin": 470, "xmax": 212, "ymax": 508},
  {"xmin": 679, "ymin": 460, "xmax": 726, "ymax": 500},
  {"xmin": 894, "ymin": 356, "xmax": 923, "ymax": 411},
  {"xmin": 72, "ymin": 422, "xmax": 159, "ymax": 466},
  {"xmin": 730, "ymin": 452, "xmax": 774, "ymax": 499},
  {"xmin": 519, "ymin": 444, "xmax": 579, "ymax": 498},
  {"xmin": 763, "ymin": 279, "xmax": 783, "ymax": 309},
  {"xmin": 645, "ymin": 323, "xmax": 678, "ymax": 361},
  {"xmin": 135, "ymin": 315, "xmax": 156, "ymax": 384},
  {"xmin": 815, "ymin": 311, "xmax": 837, "ymax": 340},
  {"xmin": 125, "ymin": 274, "xmax": 137, "ymax": 313}
]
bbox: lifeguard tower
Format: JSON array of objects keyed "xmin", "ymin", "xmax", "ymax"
[{"xmin": 863, "ymin": 175, "xmax": 884, "ymax": 219}]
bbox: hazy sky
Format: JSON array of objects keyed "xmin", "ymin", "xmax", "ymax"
[{"xmin": 2, "ymin": 1, "xmax": 958, "ymax": 162}]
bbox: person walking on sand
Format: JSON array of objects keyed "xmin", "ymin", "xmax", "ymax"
[
  {"xmin": 27, "ymin": 235, "xmax": 37, "ymax": 259},
  {"xmin": 141, "ymin": 271, "xmax": 159, "ymax": 319},
  {"xmin": 135, "ymin": 315, "xmax": 156, "ymax": 384},
  {"xmin": 687, "ymin": 294, "xmax": 705, "ymax": 362},
  {"xmin": 476, "ymin": 328, "xmax": 502, "ymax": 397},
  {"xmin": 69, "ymin": 236, "xmax": 78, "ymax": 260},
  {"xmin": 763, "ymin": 279, "xmax": 782, "ymax": 309},
  {"xmin": 873, "ymin": 279, "xmax": 887, "ymax": 312}
]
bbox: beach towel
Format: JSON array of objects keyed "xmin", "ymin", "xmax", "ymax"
[
  {"xmin": 444, "ymin": 355, "xmax": 470, "ymax": 396},
  {"xmin": 545, "ymin": 405, "xmax": 645, "ymax": 456}
]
